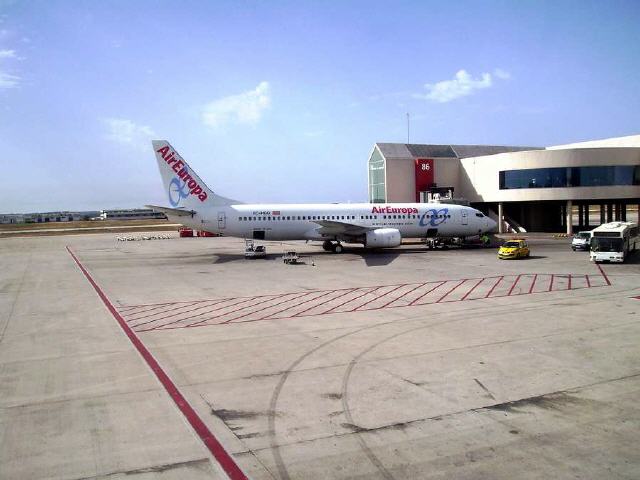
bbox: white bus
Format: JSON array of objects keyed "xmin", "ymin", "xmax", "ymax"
[{"xmin": 590, "ymin": 221, "xmax": 639, "ymax": 263}]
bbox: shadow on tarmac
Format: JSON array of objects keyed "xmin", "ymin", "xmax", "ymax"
[
  {"xmin": 211, "ymin": 254, "xmax": 279, "ymax": 264},
  {"xmin": 206, "ymin": 245, "xmax": 513, "ymax": 266},
  {"xmin": 328, "ymin": 246, "xmax": 472, "ymax": 267}
]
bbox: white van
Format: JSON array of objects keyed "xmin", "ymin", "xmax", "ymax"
[{"xmin": 571, "ymin": 231, "xmax": 592, "ymax": 251}]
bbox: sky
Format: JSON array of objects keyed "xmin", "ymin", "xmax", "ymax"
[{"xmin": 0, "ymin": 0, "xmax": 639, "ymax": 212}]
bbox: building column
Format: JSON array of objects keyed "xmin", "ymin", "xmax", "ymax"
[
  {"xmin": 566, "ymin": 200, "xmax": 573, "ymax": 235},
  {"xmin": 578, "ymin": 204, "xmax": 584, "ymax": 227},
  {"xmin": 585, "ymin": 203, "xmax": 590, "ymax": 227},
  {"xmin": 637, "ymin": 204, "xmax": 640, "ymax": 224},
  {"xmin": 498, "ymin": 202, "xmax": 504, "ymax": 234},
  {"xmin": 607, "ymin": 204, "xmax": 613, "ymax": 223},
  {"xmin": 621, "ymin": 203, "xmax": 627, "ymax": 222}
]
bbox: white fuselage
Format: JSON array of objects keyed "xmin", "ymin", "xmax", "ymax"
[{"xmin": 169, "ymin": 202, "xmax": 495, "ymax": 244}]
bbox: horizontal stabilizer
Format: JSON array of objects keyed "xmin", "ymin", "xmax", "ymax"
[{"xmin": 145, "ymin": 204, "xmax": 196, "ymax": 217}]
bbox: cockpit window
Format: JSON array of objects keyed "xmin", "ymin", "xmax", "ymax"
[{"xmin": 475, "ymin": 212, "xmax": 484, "ymax": 217}]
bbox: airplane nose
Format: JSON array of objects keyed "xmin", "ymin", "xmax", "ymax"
[{"xmin": 486, "ymin": 217, "xmax": 497, "ymax": 232}]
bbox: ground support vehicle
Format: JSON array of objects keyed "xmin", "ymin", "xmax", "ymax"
[
  {"xmin": 244, "ymin": 239, "xmax": 266, "ymax": 259},
  {"xmin": 572, "ymin": 231, "xmax": 592, "ymax": 251},
  {"xmin": 424, "ymin": 237, "xmax": 455, "ymax": 250},
  {"xmin": 282, "ymin": 251, "xmax": 299, "ymax": 264},
  {"xmin": 590, "ymin": 222, "xmax": 638, "ymax": 263},
  {"xmin": 197, "ymin": 230, "xmax": 220, "ymax": 237},
  {"xmin": 498, "ymin": 239, "xmax": 530, "ymax": 259}
]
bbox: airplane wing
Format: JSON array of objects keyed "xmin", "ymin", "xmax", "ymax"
[
  {"xmin": 145, "ymin": 204, "xmax": 196, "ymax": 217},
  {"xmin": 312, "ymin": 219, "xmax": 374, "ymax": 235}
]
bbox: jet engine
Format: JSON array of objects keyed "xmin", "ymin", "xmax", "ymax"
[{"xmin": 364, "ymin": 228, "xmax": 402, "ymax": 248}]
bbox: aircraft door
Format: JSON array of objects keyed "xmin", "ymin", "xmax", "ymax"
[
  {"xmin": 217, "ymin": 212, "xmax": 226, "ymax": 229},
  {"xmin": 461, "ymin": 210, "xmax": 468, "ymax": 225}
]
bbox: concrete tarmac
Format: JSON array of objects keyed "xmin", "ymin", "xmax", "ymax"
[{"xmin": 1, "ymin": 233, "xmax": 639, "ymax": 479}]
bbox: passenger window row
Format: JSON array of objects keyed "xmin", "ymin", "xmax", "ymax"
[
  {"xmin": 236, "ymin": 213, "xmax": 451, "ymax": 221},
  {"xmin": 238, "ymin": 215, "xmax": 360, "ymax": 221}
]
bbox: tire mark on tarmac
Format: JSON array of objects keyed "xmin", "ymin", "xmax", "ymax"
[
  {"xmin": 0, "ymin": 247, "xmax": 32, "ymax": 345},
  {"xmin": 339, "ymin": 311, "xmax": 640, "ymax": 478},
  {"xmin": 267, "ymin": 313, "xmax": 491, "ymax": 479},
  {"xmin": 265, "ymin": 278, "xmax": 637, "ymax": 479},
  {"xmin": 267, "ymin": 326, "xmax": 374, "ymax": 480},
  {"xmin": 340, "ymin": 322, "xmax": 448, "ymax": 480}
]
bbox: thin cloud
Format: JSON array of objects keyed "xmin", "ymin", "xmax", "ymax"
[
  {"xmin": 494, "ymin": 68, "xmax": 511, "ymax": 80},
  {"xmin": 0, "ymin": 71, "xmax": 19, "ymax": 88},
  {"xmin": 414, "ymin": 69, "xmax": 508, "ymax": 103},
  {"xmin": 202, "ymin": 81, "xmax": 271, "ymax": 128},
  {"xmin": 0, "ymin": 47, "xmax": 20, "ymax": 88},
  {"xmin": 103, "ymin": 117, "xmax": 156, "ymax": 150}
]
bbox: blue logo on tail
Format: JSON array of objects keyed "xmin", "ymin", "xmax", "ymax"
[{"xmin": 168, "ymin": 167, "xmax": 190, "ymax": 207}]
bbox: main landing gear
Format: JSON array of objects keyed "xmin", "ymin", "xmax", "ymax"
[{"xmin": 322, "ymin": 240, "xmax": 344, "ymax": 253}]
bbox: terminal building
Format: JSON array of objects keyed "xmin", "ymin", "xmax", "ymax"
[
  {"xmin": 368, "ymin": 134, "xmax": 640, "ymax": 233},
  {"xmin": 99, "ymin": 209, "xmax": 167, "ymax": 220},
  {"xmin": 0, "ymin": 211, "xmax": 100, "ymax": 224}
]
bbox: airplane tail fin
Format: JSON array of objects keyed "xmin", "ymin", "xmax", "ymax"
[{"xmin": 152, "ymin": 140, "xmax": 239, "ymax": 209}]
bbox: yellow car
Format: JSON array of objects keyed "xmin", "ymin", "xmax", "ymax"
[{"xmin": 498, "ymin": 239, "xmax": 530, "ymax": 259}]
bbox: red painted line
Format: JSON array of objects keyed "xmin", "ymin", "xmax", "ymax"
[
  {"xmin": 118, "ymin": 305, "xmax": 150, "ymax": 312},
  {"xmin": 220, "ymin": 291, "xmax": 317, "ymax": 324},
  {"xmin": 548, "ymin": 274, "xmax": 555, "ymax": 292},
  {"xmin": 377, "ymin": 282, "xmax": 430, "ymax": 309},
  {"xmin": 127, "ymin": 299, "xmax": 225, "ymax": 323},
  {"xmin": 585, "ymin": 274, "xmax": 591, "ymax": 288},
  {"xmin": 320, "ymin": 286, "xmax": 383, "ymax": 314},
  {"xmin": 121, "ymin": 301, "xmax": 177, "ymax": 309},
  {"xmin": 145, "ymin": 277, "xmax": 616, "ymax": 330},
  {"xmin": 66, "ymin": 247, "xmax": 248, "ymax": 480},
  {"xmin": 596, "ymin": 263, "xmax": 611, "ymax": 286},
  {"xmin": 129, "ymin": 298, "xmax": 238, "ymax": 330},
  {"xmin": 169, "ymin": 295, "xmax": 281, "ymax": 328},
  {"xmin": 118, "ymin": 299, "xmax": 222, "ymax": 315},
  {"xmin": 351, "ymin": 283, "xmax": 408, "ymax": 312},
  {"xmin": 484, "ymin": 276, "xmax": 504, "ymax": 298},
  {"xmin": 292, "ymin": 288, "xmax": 357, "ymax": 317},
  {"xmin": 435, "ymin": 279, "xmax": 467, "ymax": 303},
  {"xmin": 122, "ymin": 302, "xmax": 186, "ymax": 319},
  {"xmin": 144, "ymin": 296, "xmax": 269, "ymax": 331},
  {"xmin": 528, "ymin": 274, "xmax": 538, "ymax": 294},
  {"xmin": 461, "ymin": 277, "xmax": 485, "ymax": 301},
  {"xmin": 507, "ymin": 275, "xmax": 522, "ymax": 296},
  {"xmin": 408, "ymin": 281, "xmax": 447, "ymax": 306},
  {"xmin": 255, "ymin": 290, "xmax": 328, "ymax": 321},
  {"xmin": 567, "ymin": 274, "xmax": 572, "ymax": 290},
  {"xmin": 122, "ymin": 299, "xmax": 223, "ymax": 309}
]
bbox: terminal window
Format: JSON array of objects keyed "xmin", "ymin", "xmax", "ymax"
[
  {"xmin": 369, "ymin": 148, "xmax": 386, "ymax": 203},
  {"xmin": 499, "ymin": 166, "xmax": 640, "ymax": 189}
]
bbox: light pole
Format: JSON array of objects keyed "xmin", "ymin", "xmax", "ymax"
[{"xmin": 406, "ymin": 112, "xmax": 410, "ymax": 144}]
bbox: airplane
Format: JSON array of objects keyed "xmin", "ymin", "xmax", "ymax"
[{"xmin": 147, "ymin": 140, "xmax": 497, "ymax": 253}]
